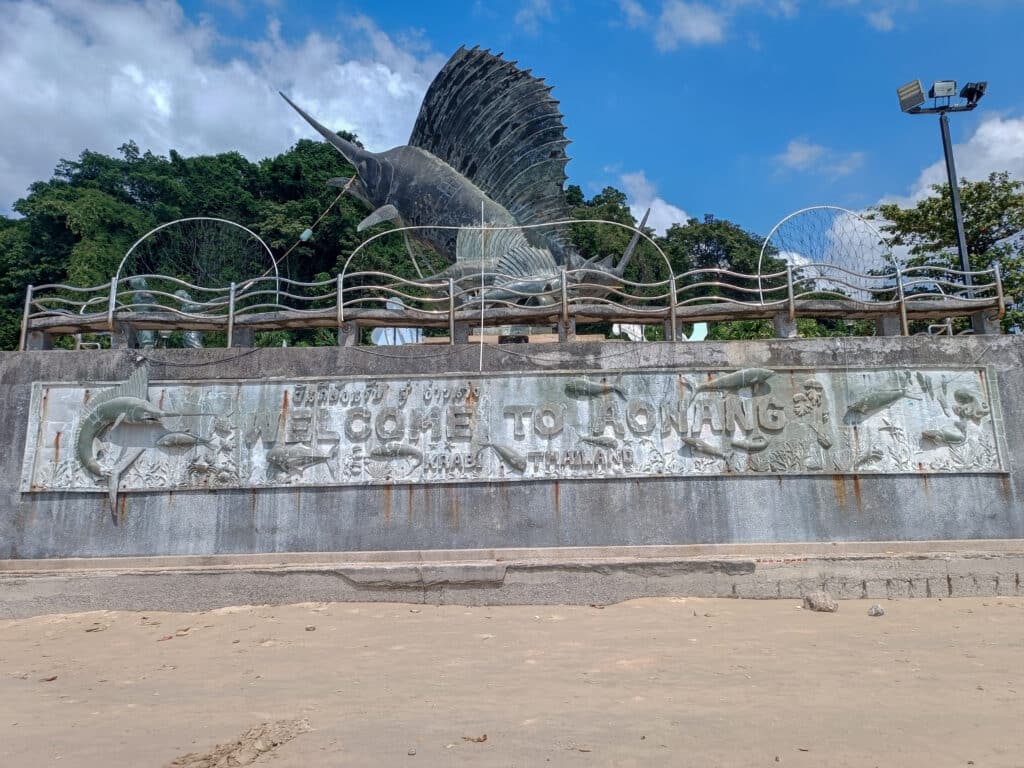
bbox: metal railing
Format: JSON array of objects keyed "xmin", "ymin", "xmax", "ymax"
[
  {"xmin": 18, "ymin": 261, "xmax": 1005, "ymax": 350},
  {"xmin": 16, "ymin": 218, "xmax": 1006, "ymax": 349}
]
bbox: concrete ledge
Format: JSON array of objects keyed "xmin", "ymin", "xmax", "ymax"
[{"xmin": 2, "ymin": 541, "xmax": 1022, "ymax": 618}]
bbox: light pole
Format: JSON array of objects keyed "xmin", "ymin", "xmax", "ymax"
[{"xmin": 896, "ymin": 79, "xmax": 987, "ymax": 295}]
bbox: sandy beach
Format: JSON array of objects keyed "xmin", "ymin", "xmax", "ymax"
[{"xmin": 2, "ymin": 596, "xmax": 1021, "ymax": 767}]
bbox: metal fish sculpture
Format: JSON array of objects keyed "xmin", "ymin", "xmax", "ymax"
[
  {"xmin": 267, "ymin": 442, "xmax": 339, "ymax": 477},
  {"xmin": 564, "ymin": 378, "xmax": 627, "ymax": 400},
  {"xmin": 281, "ymin": 46, "xmax": 637, "ymax": 303},
  {"xmin": 845, "ymin": 387, "xmax": 919, "ymax": 416},
  {"xmin": 478, "ymin": 442, "xmax": 528, "ymax": 473},
  {"xmin": 75, "ymin": 367, "xmax": 173, "ymax": 479},
  {"xmin": 693, "ymin": 368, "xmax": 775, "ymax": 395}
]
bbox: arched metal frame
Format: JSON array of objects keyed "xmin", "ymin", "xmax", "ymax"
[
  {"xmin": 114, "ymin": 216, "xmax": 279, "ymax": 300},
  {"xmin": 756, "ymin": 205, "xmax": 897, "ymax": 304}
]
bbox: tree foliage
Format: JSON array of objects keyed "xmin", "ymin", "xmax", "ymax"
[{"xmin": 875, "ymin": 171, "xmax": 1024, "ymax": 331}]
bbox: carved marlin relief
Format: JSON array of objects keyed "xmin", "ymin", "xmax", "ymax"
[{"xmin": 281, "ymin": 46, "xmax": 644, "ymax": 304}]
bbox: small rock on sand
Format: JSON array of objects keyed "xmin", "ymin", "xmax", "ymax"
[{"xmin": 802, "ymin": 591, "xmax": 838, "ymax": 613}]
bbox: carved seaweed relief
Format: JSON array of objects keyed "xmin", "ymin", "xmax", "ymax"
[{"xmin": 19, "ymin": 366, "xmax": 1006, "ymax": 497}]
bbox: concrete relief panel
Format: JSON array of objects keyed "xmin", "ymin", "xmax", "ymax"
[{"xmin": 21, "ymin": 366, "xmax": 1006, "ymax": 503}]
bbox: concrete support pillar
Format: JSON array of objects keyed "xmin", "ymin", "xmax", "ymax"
[
  {"xmin": 875, "ymin": 315, "xmax": 903, "ymax": 337},
  {"xmin": 110, "ymin": 322, "xmax": 135, "ymax": 349},
  {"xmin": 232, "ymin": 328, "xmax": 254, "ymax": 348},
  {"xmin": 452, "ymin": 322, "xmax": 471, "ymax": 344},
  {"xmin": 26, "ymin": 331, "xmax": 52, "ymax": 350},
  {"xmin": 558, "ymin": 318, "xmax": 576, "ymax": 343},
  {"xmin": 337, "ymin": 322, "xmax": 361, "ymax": 347},
  {"xmin": 772, "ymin": 313, "xmax": 798, "ymax": 339},
  {"xmin": 971, "ymin": 311, "xmax": 1001, "ymax": 335}
]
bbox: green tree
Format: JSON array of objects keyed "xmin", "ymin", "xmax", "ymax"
[{"xmin": 874, "ymin": 171, "xmax": 1024, "ymax": 331}]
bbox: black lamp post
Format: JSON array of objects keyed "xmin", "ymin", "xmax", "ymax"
[{"xmin": 896, "ymin": 79, "xmax": 987, "ymax": 295}]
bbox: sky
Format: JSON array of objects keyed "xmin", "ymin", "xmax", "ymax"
[{"xmin": 2, "ymin": 0, "xmax": 1023, "ymax": 238}]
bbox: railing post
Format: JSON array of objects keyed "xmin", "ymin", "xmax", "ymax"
[
  {"xmin": 227, "ymin": 281, "xmax": 236, "ymax": 348},
  {"xmin": 994, "ymin": 262, "xmax": 1005, "ymax": 319},
  {"xmin": 668, "ymin": 274, "xmax": 678, "ymax": 341},
  {"xmin": 336, "ymin": 273, "xmax": 344, "ymax": 327},
  {"xmin": 786, "ymin": 264, "xmax": 796, "ymax": 323},
  {"xmin": 895, "ymin": 266, "xmax": 909, "ymax": 336},
  {"xmin": 448, "ymin": 277, "xmax": 456, "ymax": 345},
  {"xmin": 19, "ymin": 284, "xmax": 33, "ymax": 351},
  {"xmin": 107, "ymin": 278, "xmax": 117, "ymax": 331},
  {"xmin": 559, "ymin": 268, "xmax": 569, "ymax": 338}
]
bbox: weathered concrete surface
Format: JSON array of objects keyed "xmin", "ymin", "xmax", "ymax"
[
  {"xmin": 2, "ymin": 542, "xmax": 1022, "ymax": 617},
  {"xmin": 2, "ymin": 337, "xmax": 1024, "ymax": 559}
]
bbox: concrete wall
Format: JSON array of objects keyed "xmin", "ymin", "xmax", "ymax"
[{"xmin": 2, "ymin": 336, "xmax": 1024, "ymax": 559}]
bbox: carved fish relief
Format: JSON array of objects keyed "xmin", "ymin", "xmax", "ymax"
[
  {"xmin": 106, "ymin": 447, "xmax": 145, "ymax": 514},
  {"xmin": 267, "ymin": 442, "xmax": 340, "ymax": 477},
  {"xmin": 845, "ymin": 387, "xmax": 919, "ymax": 416},
  {"xmin": 74, "ymin": 367, "xmax": 168, "ymax": 479},
  {"xmin": 156, "ymin": 431, "xmax": 212, "ymax": 449},
  {"xmin": 368, "ymin": 442, "xmax": 424, "ymax": 467},
  {"xmin": 693, "ymin": 368, "xmax": 775, "ymax": 395},
  {"xmin": 680, "ymin": 436, "xmax": 731, "ymax": 460},
  {"xmin": 921, "ymin": 426, "xmax": 967, "ymax": 447},
  {"xmin": 729, "ymin": 434, "xmax": 769, "ymax": 452},
  {"xmin": 580, "ymin": 434, "xmax": 620, "ymax": 449},
  {"xmin": 478, "ymin": 442, "xmax": 528, "ymax": 473},
  {"xmin": 564, "ymin": 378, "xmax": 626, "ymax": 400}
]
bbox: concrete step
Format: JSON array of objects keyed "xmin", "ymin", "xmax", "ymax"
[{"xmin": 2, "ymin": 541, "xmax": 1022, "ymax": 618}]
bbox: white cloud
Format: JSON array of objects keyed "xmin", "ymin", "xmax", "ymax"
[
  {"xmin": 625, "ymin": 0, "xmax": 799, "ymax": 47},
  {"xmin": 773, "ymin": 0, "xmax": 799, "ymax": 17},
  {"xmin": 514, "ymin": 0, "xmax": 554, "ymax": 34},
  {"xmin": 655, "ymin": 1, "xmax": 727, "ymax": 49},
  {"xmin": 777, "ymin": 249, "xmax": 811, "ymax": 266},
  {"xmin": 0, "ymin": 0, "xmax": 445, "ymax": 211},
  {"xmin": 865, "ymin": 9, "xmax": 895, "ymax": 30},
  {"xmin": 619, "ymin": 0, "xmax": 650, "ymax": 26},
  {"xmin": 619, "ymin": 170, "xmax": 690, "ymax": 234},
  {"xmin": 885, "ymin": 114, "xmax": 1024, "ymax": 206},
  {"xmin": 777, "ymin": 139, "xmax": 826, "ymax": 171},
  {"xmin": 775, "ymin": 138, "xmax": 865, "ymax": 178},
  {"xmin": 723, "ymin": 0, "xmax": 799, "ymax": 16}
]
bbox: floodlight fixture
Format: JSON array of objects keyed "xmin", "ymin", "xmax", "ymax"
[
  {"xmin": 929, "ymin": 80, "xmax": 957, "ymax": 99},
  {"xmin": 897, "ymin": 80, "xmax": 925, "ymax": 113},
  {"xmin": 960, "ymin": 81, "xmax": 988, "ymax": 107}
]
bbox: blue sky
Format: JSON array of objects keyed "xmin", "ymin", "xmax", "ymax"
[{"xmin": 3, "ymin": 0, "xmax": 1023, "ymax": 236}]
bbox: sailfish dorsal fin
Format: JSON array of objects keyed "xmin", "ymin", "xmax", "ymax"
[
  {"xmin": 88, "ymin": 367, "xmax": 149, "ymax": 410},
  {"xmin": 409, "ymin": 46, "xmax": 573, "ymax": 257}
]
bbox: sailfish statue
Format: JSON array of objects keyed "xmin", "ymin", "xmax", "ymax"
[{"xmin": 280, "ymin": 45, "xmax": 643, "ymax": 304}]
